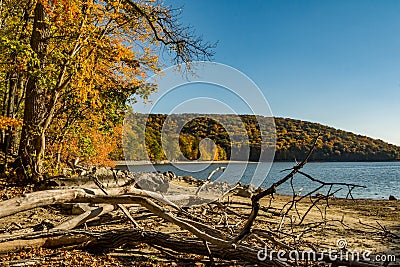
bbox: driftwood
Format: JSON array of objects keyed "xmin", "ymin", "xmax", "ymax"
[
  {"xmin": 92, "ymin": 176, "xmax": 139, "ymax": 227},
  {"xmin": 0, "ymin": 136, "xmax": 381, "ymax": 267},
  {"xmin": 0, "ymin": 229, "xmax": 274, "ymax": 266},
  {"xmin": 0, "ymin": 229, "xmax": 379, "ymax": 267},
  {"xmin": 53, "ymin": 204, "xmax": 115, "ymax": 230},
  {"xmin": 70, "ymin": 195, "xmax": 232, "ymax": 247},
  {"xmin": 0, "ymin": 184, "xmax": 180, "ymax": 219},
  {"xmin": 0, "ymin": 232, "xmax": 94, "ymax": 253},
  {"xmin": 86, "ymin": 229, "xmax": 379, "ymax": 267}
]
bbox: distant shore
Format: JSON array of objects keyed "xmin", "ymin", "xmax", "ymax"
[
  {"xmin": 114, "ymin": 159, "xmax": 400, "ymax": 166},
  {"xmin": 114, "ymin": 160, "xmax": 259, "ymax": 166}
]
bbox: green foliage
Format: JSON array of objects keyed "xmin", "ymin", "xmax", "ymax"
[
  {"xmin": 0, "ymin": 0, "xmax": 214, "ymax": 180},
  {"xmin": 122, "ymin": 114, "xmax": 400, "ymax": 162},
  {"xmin": 274, "ymin": 117, "xmax": 400, "ymax": 161}
]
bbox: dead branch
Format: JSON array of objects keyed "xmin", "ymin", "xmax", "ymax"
[
  {"xmin": 0, "ymin": 185, "xmax": 179, "ymax": 219},
  {"xmin": 232, "ymin": 134, "xmax": 322, "ymax": 243},
  {"xmin": 92, "ymin": 175, "xmax": 139, "ymax": 227},
  {"xmin": 52, "ymin": 204, "xmax": 115, "ymax": 230},
  {"xmin": 0, "ymin": 136, "xmax": 388, "ymax": 267},
  {"xmin": 196, "ymin": 167, "xmax": 226, "ymax": 196},
  {"xmin": 69, "ymin": 195, "xmax": 233, "ymax": 248},
  {"xmin": 0, "ymin": 228, "xmax": 380, "ymax": 267}
]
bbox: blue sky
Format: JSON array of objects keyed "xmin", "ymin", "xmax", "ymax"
[{"xmin": 137, "ymin": 0, "xmax": 400, "ymax": 145}]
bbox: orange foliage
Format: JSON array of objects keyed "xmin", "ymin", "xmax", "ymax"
[
  {"xmin": 0, "ymin": 116, "xmax": 22, "ymax": 130},
  {"xmin": 47, "ymin": 117, "xmax": 122, "ymax": 168},
  {"xmin": 0, "ymin": 0, "xmax": 213, "ymax": 176}
]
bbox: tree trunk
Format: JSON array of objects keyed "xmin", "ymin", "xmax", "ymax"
[
  {"xmin": 3, "ymin": 73, "xmax": 18, "ymax": 168},
  {"xmin": 17, "ymin": 3, "xmax": 49, "ymax": 182}
]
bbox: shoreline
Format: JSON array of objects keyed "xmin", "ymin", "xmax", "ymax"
[
  {"xmin": 115, "ymin": 160, "xmax": 259, "ymax": 166},
  {"xmin": 0, "ymin": 181, "xmax": 399, "ymax": 264},
  {"xmin": 113, "ymin": 162, "xmax": 399, "ymax": 201},
  {"xmin": 115, "ymin": 160, "xmax": 400, "ymax": 166}
]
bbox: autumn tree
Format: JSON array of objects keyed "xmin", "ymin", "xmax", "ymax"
[
  {"xmin": 0, "ymin": 0, "xmax": 214, "ymax": 181},
  {"xmin": 123, "ymin": 114, "xmax": 400, "ymax": 163}
]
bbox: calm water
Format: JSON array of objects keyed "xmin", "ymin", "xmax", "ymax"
[{"xmin": 120, "ymin": 162, "xmax": 400, "ymax": 199}]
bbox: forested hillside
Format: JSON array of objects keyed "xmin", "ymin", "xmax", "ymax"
[{"xmin": 122, "ymin": 114, "xmax": 400, "ymax": 162}]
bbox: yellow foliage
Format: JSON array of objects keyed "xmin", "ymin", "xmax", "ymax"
[{"xmin": 0, "ymin": 116, "xmax": 22, "ymax": 130}]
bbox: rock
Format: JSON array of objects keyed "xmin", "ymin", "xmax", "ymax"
[
  {"xmin": 198, "ymin": 181, "xmax": 236, "ymax": 198},
  {"xmin": 90, "ymin": 167, "xmax": 131, "ymax": 187},
  {"xmin": 235, "ymin": 184, "xmax": 256, "ymax": 198},
  {"xmin": 163, "ymin": 170, "xmax": 177, "ymax": 179},
  {"xmin": 134, "ymin": 172, "xmax": 169, "ymax": 193},
  {"xmin": 235, "ymin": 188, "xmax": 251, "ymax": 198},
  {"xmin": 181, "ymin": 176, "xmax": 202, "ymax": 185},
  {"xmin": 92, "ymin": 167, "xmax": 114, "ymax": 179},
  {"xmin": 389, "ymin": 195, "xmax": 397, "ymax": 200}
]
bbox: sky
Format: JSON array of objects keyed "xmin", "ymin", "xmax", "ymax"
[{"xmin": 136, "ymin": 0, "xmax": 400, "ymax": 145}]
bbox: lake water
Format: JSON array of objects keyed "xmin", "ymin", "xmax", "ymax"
[{"xmin": 120, "ymin": 161, "xmax": 400, "ymax": 200}]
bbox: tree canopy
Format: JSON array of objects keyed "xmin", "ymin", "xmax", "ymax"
[{"xmin": 0, "ymin": 0, "xmax": 214, "ymax": 181}]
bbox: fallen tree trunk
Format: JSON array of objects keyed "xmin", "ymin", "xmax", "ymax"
[
  {"xmin": 86, "ymin": 229, "xmax": 274, "ymax": 266},
  {"xmin": 0, "ymin": 137, "xmax": 378, "ymax": 267},
  {"xmin": 0, "ymin": 190, "xmax": 232, "ymax": 248},
  {"xmin": 0, "ymin": 229, "xmax": 379, "ymax": 267},
  {"xmin": 87, "ymin": 229, "xmax": 379, "ymax": 267},
  {"xmin": 0, "ymin": 185, "xmax": 179, "ymax": 219},
  {"xmin": 53, "ymin": 204, "xmax": 115, "ymax": 230},
  {"xmin": 69, "ymin": 195, "xmax": 233, "ymax": 247},
  {"xmin": 0, "ymin": 232, "xmax": 94, "ymax": 253},
  {"xmin": 0, "ymin": 229, "xmax": 273, "ymax": 266}
]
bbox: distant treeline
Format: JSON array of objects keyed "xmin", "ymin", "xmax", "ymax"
[{"xmin": 121, "ymin": 113, "xmax": 400, "ymax": 162}]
